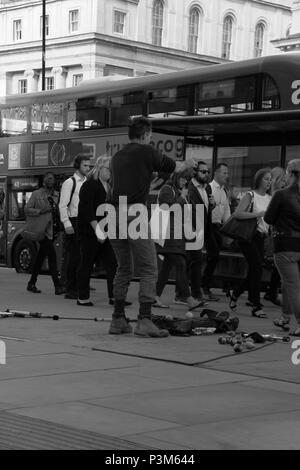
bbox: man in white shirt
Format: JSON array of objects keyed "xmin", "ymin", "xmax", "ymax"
[
  {"xmin": 59, "ymin": 155, "xmax": 90, "ymax": 299},
  {"xmin": 202, "ymin": 163, "xmax": 231, "ymax": 300}
]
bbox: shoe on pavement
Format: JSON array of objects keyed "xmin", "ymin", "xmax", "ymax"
[
  {"xmin": 77, "ymin": 300, "xmax": 94, "ymax": 307},
  {"xmin": 264, "ymin": 292, "xmax": 281, "ymax": 306},
  {"xmin": 55, "ymin": 285, "xmax": 65, "ymax": 295},
  {"xmin": 173, "ymin": 297, "xmax": 188, "ymax": 306},
  {"xmin": 65, "ymin": 292, "xmax": 77, "ymax": 300},
  {"xmin": 202, "ymin": 287, "xmax": 220, "ymax": 302},
  {"xmin": 109, "ymin": 317, "xmax": 133, "ymax": 334},
  {"xmin": 27, "ymin": 283, "xmax": 41, "ymax": 294},
  {"xmin": 134, "ymin": 318, "xmax": 169, "ymax": 338},
  {"xmin": 109, "ymin": 298, "xmax": 132, "ymax": 307}
]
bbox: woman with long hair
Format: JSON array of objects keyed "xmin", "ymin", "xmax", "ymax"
[
  {"xmin": 229, "ymin": 168, "xmax": 272, "ymax": 318},
  {"xmin": 264, "ymin": 167, "xmax": 286, "ymax": 306},
  {"xmin": 154, "ymin": 167, "xmax": 203, "ymax": 310},
  {"xmin": 265, "ymin": 159, "xmax": 300, "ymax": 336},
  {"xmin": 77, "ymin": 155, "xmax": 118, "ymax": 306}
]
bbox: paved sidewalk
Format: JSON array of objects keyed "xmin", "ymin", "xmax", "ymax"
[{"xmin": 0, "ymin": 268, "xmax": 299, "ymax": 450}]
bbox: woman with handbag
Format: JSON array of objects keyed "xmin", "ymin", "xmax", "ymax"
[
  {"xmin": 153, "ymin": 168, "xmax": 203, "ymax": 310},
  {"xmin": 229, "ymin": 168, "xmax": 272, "ymax": 318},
  {"xmin": 264, "ymin": 159, "xmax": 300, "ymax": 336},
  {"xmin": 25, "ymin": 172, "xmax": 65, "ymax": 295}
]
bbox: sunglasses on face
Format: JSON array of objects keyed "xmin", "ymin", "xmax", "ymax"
[{"xmin": 198, "ymin": 170, "xmax": 210, "ymax": 174}]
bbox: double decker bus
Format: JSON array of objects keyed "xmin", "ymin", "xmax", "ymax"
[{"xmin": 0, "ymin": 52, "xmax": 300, "ymax": 281}]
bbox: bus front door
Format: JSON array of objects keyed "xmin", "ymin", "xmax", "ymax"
[{"xmin": 0, "ymin": 177, "xmax": 7, "ymax": 265}]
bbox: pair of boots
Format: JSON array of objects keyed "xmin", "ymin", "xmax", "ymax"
[
  {"xmin": 109, "ymin": 300, "xmax": 169, "ymax": 338},
  {"xmin": 27, "ymin": 281, "xmax": 65, "ymax": 296}
]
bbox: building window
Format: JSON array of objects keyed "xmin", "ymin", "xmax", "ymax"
[
  {"xmin": 152, "ymin": 0, "xmax": 164, "ymax": 46},
  {"xmin": 254, "ymin": 22, "xmax": 265, "ymax": 58},
  {"xmin": 222, "ymin": 15, "xmax": 233, "ymax": 59},
  {"xmin": 69, "ymin": 9, "xmax": 79, "ymax": 32},
  {"xmin": 40, "ymin": 15, "xmax": 49, "ymax": 36},
  {"xmin": 188, "ymin": 7, "xmax": 200, "ymax": 53},
  {"xmin": 113, "ymin": 10, "xmax": 126, "ymax": 34},
  {"xmin": 73, "ymin": 74, "xmax": 83, "ymax": 87},
  {"xmin": 18, "ymin": 79, "xmax": 27, "ymax": 94},
  {"xmin": 46, "ymin": 77, "xmax": 55, "ymax": 91},
  {"xmin": 13, "ymin": 19, "xmax": 22, "ymax": 41}
]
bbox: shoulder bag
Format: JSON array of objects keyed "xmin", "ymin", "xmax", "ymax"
[{"xmin": 219, "ymin": 191, "xmax": 257, "ymax": 243}]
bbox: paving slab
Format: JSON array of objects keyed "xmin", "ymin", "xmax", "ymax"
[
  {"xmin": 84, "ymin": 381, "xmax": 300, "ymax": 426},
  {"xmin": 10, "ymin": 402, "xmax": 180, "ymax": 438},
  {"xmin": 125, "ymin": 410, "xmax": 300, "ymax": 450}
]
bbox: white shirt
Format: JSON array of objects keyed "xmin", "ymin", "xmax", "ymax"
[
  {"xmin": 192, "ymin": 178, "xmax": 208, "ymax": 210},
  {"xmin": 210, "ymin": 179, "xmax": 231, "ymax": 225},
  {"xmin": 253, "ymin": 192, "xmax": 271, "ymax": 234},
  {"xmin": 59, "ymin": 172, "xmax": 86, "ymax": 229}
]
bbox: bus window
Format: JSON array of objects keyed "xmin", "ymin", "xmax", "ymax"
[
  {"xmin": 217, "ymin": 146, "xmax": 281, "ymax": 196},
  {"xmin": 195, "ymin": 76, "xmax": 256, "ymax": 115},
  {"xmin": 67, "ymin": 97, "xmax": 107, "ymax": 131},
  {"xmin": 147, "ymin": 86, "xmax": 190, "ymax": 118},
  {"xmin": 185, "ymin": 142, "xmax": 213, "ymax": 169},
  {"xmin": 31, "ymin": 102, "xmax": 65, "ymax": 134},
  {"xmin": 0, "ymin": 106, "xmax": 29, "ymax": 136},
  {"xmin": 109, "ymin": 91, "xmax": 145, "ymax": 127},
  {"xmin": 286, "ymin": 145, "xmax": 300, "ymax": 164},
  {"xmin": 9, "ymin": 191, "xmax": 32, "ymax": 221},
  {"xmin": 262, "ymin": 75, "xmax": 280, "ymax": 110}
]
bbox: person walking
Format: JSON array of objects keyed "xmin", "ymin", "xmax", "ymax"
[
  {"xmin": 77, "ymin": 155, "xmax": 118, "ymax": 307},
  {"xmin": 59, "ymin": 155, "xmax": 90, "ymax": 299},
  {"xmin": 108, "ymin": 116, "xmax": 176, "ymax": 337},
  {"xmin": 186, "ymin": 161, "xmax": 214, "ymax": 302},
  {"xmin": 229, "ymin": 168, "xmax": 272, "ymax": 318},
  {"xmin": 202, "ymin": 163, "xmax": 231, "ymax": 301},
  {"xmin": 154, "ymin": 168, "xmax": 203, "ymax": 310},
  {"xmin": 263, "ymin": 167, "xmax": 286, "ymax": 306},
  {"xmin": 265, "ymin": 159, "xmax": 300, "ymax": 336},
  {"xmin": 26, "ymin": 172, "xmax": 65, "ymax": 295}
]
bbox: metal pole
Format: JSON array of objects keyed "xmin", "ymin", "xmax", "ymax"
[{"xmin": 42, "ymin": 0, "xmax": 46, "ymax": 91}]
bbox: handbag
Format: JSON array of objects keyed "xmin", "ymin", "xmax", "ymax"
[
  {"xmin": 22, "ymin": 213, "xmax": 50, "ymax": 242},
  {"xmin": 219, "ymin": 191, "xmax": 257, "ymax": 243}
]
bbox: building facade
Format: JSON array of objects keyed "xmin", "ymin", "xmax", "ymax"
[{"xmin": 0, "ymin": 0, "xmax": 293, "ymax": 95}]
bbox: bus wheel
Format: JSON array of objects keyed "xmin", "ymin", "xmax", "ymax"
[{"xmin": 13, "ymin": 239, "xmax": 37, "ymax": 273}]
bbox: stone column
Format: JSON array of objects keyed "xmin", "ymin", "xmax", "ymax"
[
  {"xmin": 24, "ymin": 69, "xmax": 39, "ymax": 93},
  {"xmin": 51, "ymin": 66, "xmax": 67, "ymax": 89}
]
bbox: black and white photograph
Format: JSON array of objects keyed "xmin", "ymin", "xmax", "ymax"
[{"xmin": 0, "ymin": 0, "xmax": 299, "ymax": 454}]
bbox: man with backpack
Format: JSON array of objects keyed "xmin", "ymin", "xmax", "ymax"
[{"xmin": 59, "ymin": 155, "xmax": 90, "ymax": 299}]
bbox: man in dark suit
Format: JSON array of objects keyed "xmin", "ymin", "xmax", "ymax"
[{"xmin": 186, "ymin": 161, "xmax": 215, "ymax": 302}]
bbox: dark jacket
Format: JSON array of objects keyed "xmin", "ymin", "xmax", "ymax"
[
  {"xmin": 264, "ymin": 184, "xmax": 300, "ymax": 253},
  {"xmin": 187, "ymin": 180, "xmax": 212, "ymax": 241},
  {"xmin": 110, "ymin": 143, "xmax": 176, "ymax": 205},
  {"xmin": 156, "ymin": 181, "xmax": 186, "ymax": 256},
  {"xmin": 77, "ymin": 179, "xmax": 108, "ymax": 239}
]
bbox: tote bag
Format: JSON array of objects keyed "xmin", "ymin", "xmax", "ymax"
[
  {"xmin": 22, "ymin": 213, "xmax": 50, "ymax": 242},
  {"xmin": 219, "ymin": 191, "xmax": 257, "ymax": 243},
  {"xmin": 149, "ymin": 204, "xmax": 170, "ymax": 247}
]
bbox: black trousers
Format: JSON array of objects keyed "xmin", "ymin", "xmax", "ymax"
[
  {"xmin": 186, "ymin": 249, "xmax": 203, "ymax": 299},
  {"xmin": 202, "ymin": 224, "xmax": 223, "ymax": 289},
  {"xmin": 30, "ymin": 237, "xmax": 60, "ymax": 287},
  {"xmin": 233, "ymin": 231, "xmax": 265, "ymax": 307},
  {"xmin": 77, "ymin": 236, "xmax": 117, "ymax": 301},
  {"xmin": 62, "ymin": 217, "xmax": 80, "ymax": 295},
  {"xmin": 157, "ymin": 254, "xmax": 190, "ymax": 299},
  {"xmin": 267, "ymin": 265, "xmax": 281, "ymax": 295}
]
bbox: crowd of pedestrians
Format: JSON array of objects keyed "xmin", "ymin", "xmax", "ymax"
[{"xmin": 23, "ymin": 116, "xmax": 300, "ymax": 338}]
